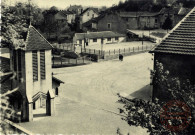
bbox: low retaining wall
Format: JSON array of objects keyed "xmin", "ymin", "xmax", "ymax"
[
  {"xmin": 104, "ymin": 50, "xmax": 149, "ymax": 61},
  {"xmin": 4, "ymin": 119, "xmax": 34, "ymax": 135}
]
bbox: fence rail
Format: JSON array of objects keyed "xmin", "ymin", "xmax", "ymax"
[
  {"xmin": 52, "ymin": 55, "xmax": 91, "ymax": 68},
  {"xmin": 104, "ymin": 45, "xmax": 153, "ymax": 56},
  {"xmin": 52, "ymin": 43, "xmax": 75, "ymax": 51}
]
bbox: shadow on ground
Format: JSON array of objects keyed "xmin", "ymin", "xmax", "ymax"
[
  {"xmin": 33, "ymin": 113, "xmax": 47, "ymax": 118},
  {"xmin": 129, "ymin": 84, "xmax": 152, "ymax": 101}
]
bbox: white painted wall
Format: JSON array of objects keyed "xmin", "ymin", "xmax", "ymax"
[
  {"xmin": 81, "ymin": 10, "xmax": 98, "ymax": 23},
  {"xmin": 25, "ymin": 50, "xmax": 52, "ymax": 99},
  {"xmin": 75, "ymin": 36, "xmax": 126, "ymax": 47}
]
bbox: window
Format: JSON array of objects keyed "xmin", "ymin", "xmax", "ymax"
[
  {"xmin": 93, "ymin": 38, "xmax": 97, "ymax": 42},
  {"xmin": 107, "ymin": 38, "xmax": 111, "ymax": 41},
  {"xmin": 155, "ymin": 18, "xmax": 158, "ymax": 23},
  {"xmin": 32, "ymin": 51, "xmax": 38, "ymax": 81},
  {"xmin": 107, "ymin": 23, "xmax": 111, "ymax": 29},
  {"xmin": 87, "ymin": 12, "xmax": 89, "ymax": 16},
  {"xmin": 55, "ymin": 87, "xmax": 58, "ymax": 96},
  {"xmin": 115, "ymin": 37, "xmax": 119, "ymax": 41},
  {"xmin": 40, "ymin": 50, "xmax": 45, "ymax": 80},
  {"xmin": 79, "ymin": 40, "xmax": 82, "ymax": 45}
]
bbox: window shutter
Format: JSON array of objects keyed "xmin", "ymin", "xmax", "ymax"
[
  {"xmin": 32, "ymin": 51, "xmax": 38, "ymax": 81},
  {"xmin": 40, "ymin": 50, "xmax": 45, "ymax": 79}
]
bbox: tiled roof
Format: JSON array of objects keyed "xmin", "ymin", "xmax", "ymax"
[
  {"xmin": 75, "ymin": 31, "xmax": 125, "ymax": 40},
  {"xmin": 25, "ymin": 25, "xmax": 53, "ymax": 51},
  {"xmin": 150, "ymin": 7, "xmax": 195, "ymax": 55},
  {"xmin": 80, "ymin": 8, "xmax": 98, "ymax": 16},
  {"xmin": 52, "ymin": 76, "xmax": 64, "ymax": 84}
]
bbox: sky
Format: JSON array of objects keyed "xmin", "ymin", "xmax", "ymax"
[{"xmin": 6, "ymin": 0, "xmax": 126, "ymax": 9}]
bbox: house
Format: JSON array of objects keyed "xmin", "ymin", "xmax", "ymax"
[
  {"xmin": 73, "ymin": 31, "xmax": 126, "ymax": 47},
  {"xmin": 158, "ymin": 7, "xmax": 191, "ymax": 28},
  {"xmin": 58, "ymin": 10, "xmax": 76, "ymax": 24},
  {"xmin": 43, "ymin": 10, "xmax": 67, "ymax": 24},
  {"xmin": 97, "ymin": 13, "xmax": 127, "ymax": 34},
  {"xmin": 1, "ymin": 25, "xmax": 64, "ymax": 122},
  {"xmin": 120, "ymin": 12, "xmax": 160, "ymax": 29},
  {"xmin": 149, "ymin": 7, "xmax": 195, "ymax": 101},
  {"xmin": 67, "ymin": 5, "xmax": 83, "ymax": 15},
  {"xmin": 79, "ymin": 8, "xmax": 99, "ymax": 26}
]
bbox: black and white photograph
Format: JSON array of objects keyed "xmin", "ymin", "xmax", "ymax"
[{"xmin": 1, "ymin": 0, "xmax": 195, "ymax": 134}]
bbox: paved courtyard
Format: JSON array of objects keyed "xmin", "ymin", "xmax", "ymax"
[{"xmin": 20, "ymin": 53, "xmax": 153, "ymax": 134}]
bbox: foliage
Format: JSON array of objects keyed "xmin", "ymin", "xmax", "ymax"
[
  {"xmin": 118, "ymin": 61, "xmax": 195, "ymax": 135},
  {"xmin": 0, "ymin": 84, "xmax": 19, "ymax": 134},
  {"xmin": 1, "ymin": 1, "xmax": 44, "ymax": 48},
  {"xmin": 162, "ymin": 16, "xmax": 173, "ymax": 30}
]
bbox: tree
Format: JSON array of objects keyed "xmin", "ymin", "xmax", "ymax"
[
  {"xmin": 162, "ymin": 16, "xmax": 173, "ymax": 31},
  {"xmin": 1, "ymin": 2, "xmax": 44, "ymax": 48},
  {"xmin": 118, "ymin": 61, "xmax": 195, "ymax": 135}
]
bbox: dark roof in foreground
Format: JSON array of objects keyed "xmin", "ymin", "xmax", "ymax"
[
  {"xmin": 74, "ymin": 31, "xmax": 125, "ymax": 40},
  {"xmin": 150, "ymin": 7, "xmax": 195, "ymax": 55},
  {"xmin": 25, "ymin": 25, "xmax": 53, "ymax": 51},
  {"xmin": 52, "ymin": 76, "xmax": 64, "ymax": 84}
]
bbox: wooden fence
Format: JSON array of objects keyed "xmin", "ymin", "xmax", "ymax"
[
  {"xmin": 52, "ymin": 55, "xmax": 91, "ymax": 68},
  {"xmin": 52, "ymin": 43, "xmax": 75, "ymax": 51}
]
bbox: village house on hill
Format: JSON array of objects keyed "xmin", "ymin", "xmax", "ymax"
[
  {"xmin": 78, "ymin": 8, "xmax": 99, "ymax": 30},
  {"xmin": 150, "ymin": 7, "xmax": 195, "ymax": 101},
  {"xmin": 67, "ymin": 5, "xmax": 83, "ymax": 15},
  {"xmin": 82, "ymin": 6, "xmax": 191, "ymax": 33},
  {"xmin": 82, "ymin": 12, "xmax": 127, "ymax": 34},
  {"xmin": 73, "ymin": 31, "xmax": 126, "ymax": 47},
  {"xmin": 43, "ymin": 10, "xmax": 76, "ymax": 24},
  {"xmin": 1, "ymin": 25, "xmax": 63, "ymax": 122},
  {"xmin": 120, "ymin": 12, "xmax": 160, "ymax": 30}
]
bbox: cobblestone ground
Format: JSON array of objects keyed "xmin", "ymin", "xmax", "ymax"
[{"xmin": 20, "ymin": 53, "xmax": 153, "ymax": 135}]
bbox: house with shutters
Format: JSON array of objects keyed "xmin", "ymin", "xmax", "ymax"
[
  {"xmin": 150, "ymin": 7, "xmax": 195, "ymax": 101},
  {"xmin": 2, "ymin": 25, "xmax": 64, "ymax": 122}
]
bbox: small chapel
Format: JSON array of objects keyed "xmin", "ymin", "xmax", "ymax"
[{"xmin": 4, "ymin": 25, "xmax": 64, "ymax": 122}]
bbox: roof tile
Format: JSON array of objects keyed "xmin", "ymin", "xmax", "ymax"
[{"xmin": 150, "ymin": 7, "xmax": 195, "ymax": 55}]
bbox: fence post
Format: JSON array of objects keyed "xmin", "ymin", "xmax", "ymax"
[
  {"xmin": 61, "ymin": 57, "xmax": 62, "ymax": 66},
  {"xmin": 129, "ymin": 47, "xmax": 130, "ymax": 52},
  {"xmin": 124, "ymin": 48, "xmax": 125, "ymax": 54},
  {"xmin": 119, "ymin": 49, "xmax": 120, "ymax": 54},
  {"xmin": 146, "ymin": 45, "xmax": 147, "ymax": 50},
  {"xmin": 142, "ymin": 45, "xmax": 143, "ymax": 51},
  {"xmin": 99, "ymin": 50, "xmax": 100, "ymax": 55},
  {"xmin": 133, "ymin": 47, "xmax": 134, "ymax": 52},
  {"xmin": 114, "ymin": 49, "xmax": 115, "ymax": 54},
  {"xmin": 52, "ymin": 55, "xmax": 54, "ymax": 65},
  {"xmin": 109, "ymin": 50, "xmax": 110, "ymax": 55},
  {"xmin": 76, "ymin": 58, "xmax": 77, "ymax": 65},
  {"xmin": 94, "ymin": 49, "xmax": 95, "ymax": 54},
  {"xmin": 138, "ymin": 46, "xmax": 139, "ymax": 51},
  {"xmin": 83, "ymin": 57, "xmax": 84, "ymax": 63}
]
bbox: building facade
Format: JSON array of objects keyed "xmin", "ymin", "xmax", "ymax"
[
  {"xmin": 80, "ymin": 8, "xmax": 99, "ymax": 24},
  {"xmin": 8, "ymin": 25, "xmax": 63, "ymax": 122},
  {"xmin": 150, "ymin": 7, "xmax": 195, "ymax": 101},
  {"xmin": 73, "ymin": 31, "xmax": 126, "ymax": 47},
  {"xmin": 97, "ymin": 13, "xmax": 127, "ymax": 34}
]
